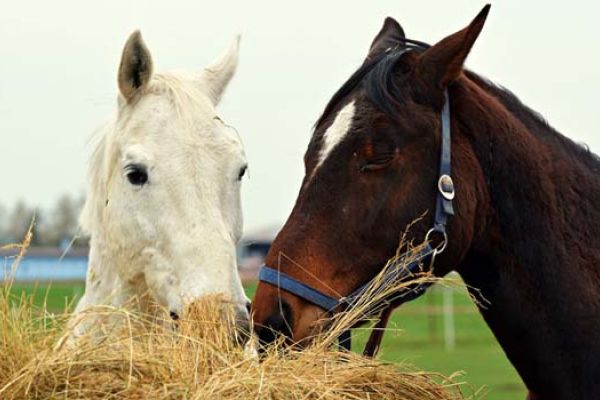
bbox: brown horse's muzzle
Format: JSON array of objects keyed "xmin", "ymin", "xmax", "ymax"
[{"xmin": 252, "ymin": 283, "xmax": 327, "ymax": 349}]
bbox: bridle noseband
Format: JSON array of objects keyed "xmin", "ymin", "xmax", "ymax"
[{"xmin": 258, "ymin": 40, "xmax": 455, "ymax": 357}]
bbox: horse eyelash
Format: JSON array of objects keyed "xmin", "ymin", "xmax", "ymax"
[
  {"xmin": 238, "ymin": 165, "xmax": 248, "ymax": 181},
  {"xmin": 124, "ymin": 163, "xmax": 149, "ymax": 186},
  {"xmin": 358, "ymin": 155, "xmax": 395, "ymax": 172}
]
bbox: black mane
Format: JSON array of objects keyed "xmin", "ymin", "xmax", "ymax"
[
  {"xmin": 316, "ymin": 47, "xmax": 418, "ymax": 128},
  {"xmin": 465, "ymin": 71, "xmax": 600, "ymax": 173},
  {"xmin": 317, "ymin": 47, "xmax": 600, "ymax": 174}
]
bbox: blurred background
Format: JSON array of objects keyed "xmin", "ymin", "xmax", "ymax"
[{"xmin": 1, "ymin": 1, "xmax": 598, "ymax": 399}]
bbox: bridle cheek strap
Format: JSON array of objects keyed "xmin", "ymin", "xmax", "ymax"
[{"xmin": 434, "ymin": 91, "xmax": 455, "ymax": 233}]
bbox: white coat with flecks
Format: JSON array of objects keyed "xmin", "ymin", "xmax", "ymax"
[{"xmin": 63, "ymin": 31, "xmax": 249, "ymax": 344}]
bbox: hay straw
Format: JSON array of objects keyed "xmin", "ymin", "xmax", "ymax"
[{"xmin": 0, "ymin": 231, "xmax": 468, "ymax": 400}]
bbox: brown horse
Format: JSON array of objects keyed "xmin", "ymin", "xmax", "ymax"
[{"xmin": 251, "ymin": 5, "xmax": 600, "ymax": 399}]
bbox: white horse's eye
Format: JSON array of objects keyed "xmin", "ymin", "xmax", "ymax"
[
  {"xmin": 238, "ymin": 165, "xmax": 248, "ymax": 181},
  {"xmin": 125, "ymin": 164, "xmax": 149, "ymax": 186}
]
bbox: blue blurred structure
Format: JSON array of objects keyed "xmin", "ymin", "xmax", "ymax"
[
  {"xmin": 0, "ymin": 247, "xmax": 88, "ymax": 282},
  {"xmin": 1, "ymin": 225, "xmax": 278, "ymax": 282}
]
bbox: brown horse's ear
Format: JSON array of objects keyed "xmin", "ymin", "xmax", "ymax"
[
  {"xmin": 118, "ymin": 31, "xmax": 153, "ymax": 103},
  {"xmin": 366, "ymin": 17, "xmax": 405, "ymax": 61},
  {"xmin": 417, "ymin": 4, "xmax": 490, "ymax": 89}
]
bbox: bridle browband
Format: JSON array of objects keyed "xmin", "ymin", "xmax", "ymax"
[{"xmin": 258, "ymin": 39, "xmax": 455, "ymax": 357}]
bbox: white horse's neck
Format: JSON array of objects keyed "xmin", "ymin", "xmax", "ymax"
[
  {"xmin": 85, "ymin": 212, "xmax": 156, "ymax": 299},
  {"xmin": 78, "ymin": 240, "xmax": 132, "ymax": 309}
]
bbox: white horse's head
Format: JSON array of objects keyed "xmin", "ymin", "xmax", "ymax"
[{"xmin": 79, "ymin": 32, "xmax": 248, "ymax": 329}]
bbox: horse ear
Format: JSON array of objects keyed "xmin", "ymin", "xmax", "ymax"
[
  {"xmin": 417, "ymin": 4, "xmax": 490, "ymax": 89},
  {"xmin": 366, "ymin": 17, "xmax": 405, "ymax": 61},
  {"xmin": 199, "ymin": 36, "xmax": 240, "ymax": 105},
  {"xmin": 118, "ymin": 31, "xmax": 153, "ymax": 103}
]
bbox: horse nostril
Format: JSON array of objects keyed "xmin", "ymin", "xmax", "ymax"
[
  {"xmin": 169, "ymin": 311, "xmax": 180, "ymax": 321},
  {"xmin": 245, "ymin": 301, "xmax": 251, "ymax": 314},
  {"xmin": 256, "ymin": 301, "xmax": 294, "ymax": 348}
]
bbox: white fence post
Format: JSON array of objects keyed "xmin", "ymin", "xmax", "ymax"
[{"xmin": 443, "ymin": 285, "xmax": 455, "ymax": 351}]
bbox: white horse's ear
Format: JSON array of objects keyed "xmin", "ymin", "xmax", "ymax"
[
  {"xmin": 118, "ymin": 31, "xmax": 153, "ymax": 103},
  {"xmin": 199, "ymin": 36, "xmax": 240, "ymax": 105}
]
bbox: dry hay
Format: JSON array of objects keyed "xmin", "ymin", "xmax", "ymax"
[{"xmin": 0, "ymin": 230, "xmax": 467, "ymax": 400}]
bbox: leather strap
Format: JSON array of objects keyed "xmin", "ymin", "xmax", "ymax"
[
  {"xmin": 434, "ymin": 90, "xmax": 454, "ymax": 234},
  {"xmin": 258, "ymin": 267, "xmax": 340, "ymax": 312},
  {"xmin": 363, "ymin": 306, "xmax": 394, "ymax": 357}
]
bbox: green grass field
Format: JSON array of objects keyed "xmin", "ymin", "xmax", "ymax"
[{"xmin": 7, "ymin": 281, "xmax": 525, "ymax": 400}]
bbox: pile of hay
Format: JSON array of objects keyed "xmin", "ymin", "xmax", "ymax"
[{"xmin": 0, "ymin": 233, "xmax": 466, "ymax": 400}]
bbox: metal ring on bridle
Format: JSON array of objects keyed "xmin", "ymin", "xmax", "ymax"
[{"xmin": 425, "ymin": 228, "xmax": 448, "ymax": 254}]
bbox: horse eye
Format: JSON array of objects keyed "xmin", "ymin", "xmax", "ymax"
[
  {"xmin": 358, "ymin": 156, "xmax": 395, "ymax": 173},
  {"xmin": 238, "ymin": 165, "xmax": 247, "ymax": 181},
  {"xmin": 125, "ymin": 165, "xmax": 148, "ymax": 186},
  {"xmin": 359, "ymin": 139, "xmax": 396, "ymax": 173}
]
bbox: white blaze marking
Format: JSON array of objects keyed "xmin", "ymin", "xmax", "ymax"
[{"xmin": 316, "ymin": 101, "xmax": 355, "ymax": 170}]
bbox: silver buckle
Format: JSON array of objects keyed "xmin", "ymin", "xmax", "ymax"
[{"xmin": 438, "ymin": 174, "xmax": 455, "ymax": 201}]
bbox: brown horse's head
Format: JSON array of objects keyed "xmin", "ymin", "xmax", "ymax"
[{"xmin": 252, "ymin": 6, "xmax": 490, "ymax": 346}]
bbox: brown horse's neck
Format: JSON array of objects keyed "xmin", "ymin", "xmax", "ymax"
[{"xmin": 452, "ymin": 75, "xmax": 600, "ymax": 399}]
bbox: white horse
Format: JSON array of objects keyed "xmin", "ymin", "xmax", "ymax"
[{"xmin": 66, "ymin": 31, "xmax": 249, "ymax": 342}]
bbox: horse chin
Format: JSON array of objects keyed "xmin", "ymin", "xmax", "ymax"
[
  {"xmin": 232, "ymin": 306, "xmax": 252, "ymax": 347},
  {"xmin": 286, "ymin": 309, "xmax": 334, "ymax": 349}
]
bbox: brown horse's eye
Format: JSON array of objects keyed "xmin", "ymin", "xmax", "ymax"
[
  {"xmin": 359, "ymin": 138, "xmax": 396, "ymax": 172},
  {"xmin": 358, "ymin": 157, "xmax": 394, "ymax": 172}
]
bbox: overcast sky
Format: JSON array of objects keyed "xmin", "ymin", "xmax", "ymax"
[{"xmin": 1, "ymin": 1, "xmax": 599, "ymax": 232}]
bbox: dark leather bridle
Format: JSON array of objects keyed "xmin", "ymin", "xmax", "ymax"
[{"xmin": 258, "ymin": 39, "xmax": 455, "ymax": 357}]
